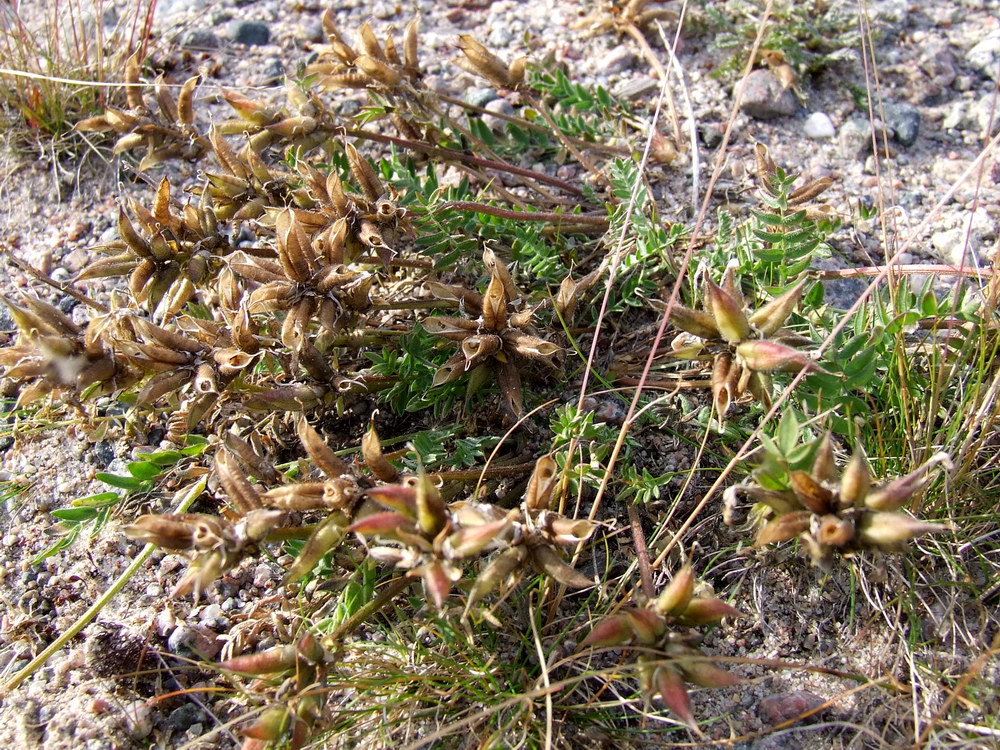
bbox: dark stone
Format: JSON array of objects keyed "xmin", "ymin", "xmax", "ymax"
[
  {"xmin": 226, "ymin": 20, "xmax": 270, "ymax": 46},
  {"xmin": 699, "ymin": 123, "xmax": 725, "ymax": 148},
  {"xmin": 57, "ymin": 296, "xmax": 77, "ymax": 314},
  {"xmin": 883, "ymin": 102, "xmax": 920, "ymax": 146},
  {"xmin": 737, "ymin": 70, "xmax": 798, "ymax": 119},
  {"xmin": 166, "ymin": 704, "xmax": 205, "ymax": 730},
  {"xmin": 465, "ymin": 87, "xmax": 497, "ymax": 109},
  {"xmin": 92, "ymin": 440, "xmax": 116, "ymax": 467},
  {"xmin": 261, "ymin": 58, "xmax": 285, "ymax": 84}
]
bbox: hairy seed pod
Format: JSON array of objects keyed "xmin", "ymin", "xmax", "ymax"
[
  {"xmin": 224, "ymin": 431, "xmax": 280, "ymax": 483},
  {"xmin": 215, "ymin": 451, "xmax": 262, "ymax": 514},
  {"xmin": 346, "ymin": 143, "xmax": 384, "ymax": 201},
  {"xmin": 357, "ymin": 21, "xmax": 385, "ymax": 61},
  {"xmin": 705, "ymin": 280, "xmax": 749, "ymax": 343},
  {"xmin": 154, "ymin": 75, "xmax": 179, "ymax": 124},
  {"xmin": 457, "ymin": 35, "xmax": 512, "ymax": 88},
  {"xmin": 355, "ymin": 55, "xmax": 401, "ymax": 86},
  {"xmin": 176, "ymin": 76, "xmax": 199, "ymax": 127},
  {"xmin": 528, "ymin": 544, "xmax": 591, "ymax": 588},
  {"xmin": 403, "ymin": 17, "xmax": 419, "ymax": 70},
  {"xmin": 112, "ymin": 132, "xmax": 146, "ymax": 154},
  {"xmin": 788, "ymin": 177, "xmax": 834, "ymax": 206},
  {"xmin": 243, "ymin": 385, "xmax": 327, "ymax": 412},
  {"xmin": 748, "ymin": 280, "xmax": 806, "ymax": 337},
  {"xmin": 524, "ymin": 455, "xmax": 559, "ymax": 511},
  {"xmin": 362, "ymin": 417, "xmax": 399, "ymax": 482},
  {"xmin": 117, "ymin": 208, "xmax": 152, "ymax": 257},
  {"xmin": 654, "ymin": 566, "xmax": 695, "ymax": 616},
  {"xmin": 266, "ymin": 116, "xmax": 317, "ymax": 138},
  {"xmin": 275, "ymin": 209, "xmax": 315, "ymax": 282},
  {"xmin": 284, "ymin": 513, "xmax": 348, "ymax": 583}
]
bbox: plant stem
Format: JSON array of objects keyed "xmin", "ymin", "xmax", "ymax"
[
  {"xmin": 817, "ymin": 264, "xmax": 996, "ymax": 279},
  {"xmin": 627, "ymin": 502, "xmax": 655, "ymax": 600},
  {"xmin": 439, "ymin": 201, "xmax": 608, "ymax": 227},
  {"xmin": 323, "ymin": 576, "xmax": 411, "ymax": 647},
  {"xmin": 520, "ymin": 92, "xmax": 608, "ymax": 188},
  {"xmin": 435, "ymin": 92, "xmax": 632, "ymax": 156},
  {"xmin": 343, "ymin": 128, "xmax": 585, "ymax": 197}
]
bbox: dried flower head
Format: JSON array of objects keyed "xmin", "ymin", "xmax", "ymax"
[
  {"xmin": 580, "ymin": 566, "xmax": 741, "ymax": 729},
  {"xmin": 77, "ymin": 179, "xmax": 230, "ymax": 315},
  {"xmin": 424, "ymin": 249, "xmax": 562, "ymax": 416},
  {"xmin": 75, "ymin": 53, "xmax": 208, "ymax": 169},
  {"xmin": 726, "ymin": 435, "xmax": 952, "ymax": 570},
  {"xmin": 351, "ymin": 456, "xmax": 594, "ymax": 611},
  {"xmin": 667, "ymin": 266, "xmax": 824, "ymax": 416},
  {"xmin": 306, "ymin": 14, "xmax": 423, "ymax": 93},
  {"xmin": 0, "ymin": 294, "xmax": 124, "ymax": 407}
]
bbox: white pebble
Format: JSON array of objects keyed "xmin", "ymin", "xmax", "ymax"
[{"xmin": 804, "ymin": 112, "xmax": 836, "ymax": 139}]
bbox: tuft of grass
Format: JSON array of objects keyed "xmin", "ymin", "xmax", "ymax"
[{"xmin": 0, "ymin": 0, "xmax": 155, "ymax": 156}]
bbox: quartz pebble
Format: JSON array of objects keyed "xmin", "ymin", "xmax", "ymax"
[{"xmin": 804, "ymin": 112, "xmax": 836, "ymax": 139}]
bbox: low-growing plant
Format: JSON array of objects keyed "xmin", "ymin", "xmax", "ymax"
[{"xmin": 0, "ymin": 5, "xmax": 995, "ymax": 748}]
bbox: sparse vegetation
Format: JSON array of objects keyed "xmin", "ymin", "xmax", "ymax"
[{"xmin": 1, "ymin": 2, "xmax": 998, "ymax": 748}]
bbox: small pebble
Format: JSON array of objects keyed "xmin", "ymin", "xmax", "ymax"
[
  {"xmin": 226, "ymin": 20, "xmax": 271, "ymax": 46},
  {"xmin": 482, "ymin": 98, "xmax": 515, "ymax": 131},
  {"xmin": 253, "ymin": 564, "xmax": 276, "ymax": 588},
  {"xmin": 803, "ymin": 112, "xmax": 836, "ymax": 139},
  {"xmin": 882, "ymin": 102, "xmax": 920, "ymax": 146},
  {"xmin": 738, "ymin": 69, "xmax": 798, "ymax": 119}
]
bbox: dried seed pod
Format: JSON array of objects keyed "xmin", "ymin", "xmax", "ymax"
[{"xmin": 362, "ymin": 416, "xmax": 399, "ymax": 483}]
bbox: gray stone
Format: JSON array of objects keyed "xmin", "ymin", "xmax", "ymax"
[
  {"xmin": 932, "ymin": 227, "xmax": 980, "ymax": 267},
  {"xmin": 883, "ymin": 102, "xmax": 920, "ymax": 146},
  {"xmin": 91, "ymin": 440, "xmax": 115, "ymax": 467},
  {"xmin": 870, "ymin": 0, "xmax": 908, "ymax": 24},
  {"xmin": 737, "ymin": 70, "xmax": 798, "ymax": 119},
  {"xmin": 917, "ymin": 42, "xmax": 958, "ymax": 97},
  {"xmin": 303, "ymin": 20, "xmax": 324, "ymax": 43},
  {"xmin": 198, "ymin": 603, "xmax": 229, "ymax": 630},
  {"xmin": 226, "ymin": 20, "xmax": 271, "ymax": 46},
  {"xmin": 967, "ymin": 32, "xmax": 1000, "ymax": 82},
  {"xmin": 166, "ymin": 704, "xmax": 204, "ymax": 731},
  {"xmin": 180, "ymin": 29, "xmax": 220, "ymax": 49},
  {"xmin": 814, "ymin": 255, "xmax": 868, "ymax": 309},
  {"xmin": 941, "ymin": 100, "xmax": 968, "ymax": 130},
  {"xmin": 597, "ymin": 44, "xmax": 636, "ymax": 75},
  {"xmin": 972, "ymin": 93, "xmax": 1000, "ymax": 136},
  {"xmin": 838, "ymin": 117, "xmax": 874, "ymax": 159},
  {"xmin": 465, "ymin": 87, "xmax": 497, "ymax": 109},
  {"xmin": 166, "ymin": 624, "xmax": 221, "ymax": 659},
  {"xmin": 803, "ymin": 112, "xmax": 836, "ymax": 139},
  {"xmin": 482, "ymin": 98, "xmax": 515, "ymax": 131},
  {"xmin": 260, "ymin": 58, "xmax": 285, "ymax": 84},
  {"xmin": 699, "ymin": 123, "xmax": 725, "ymax": 149}
]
